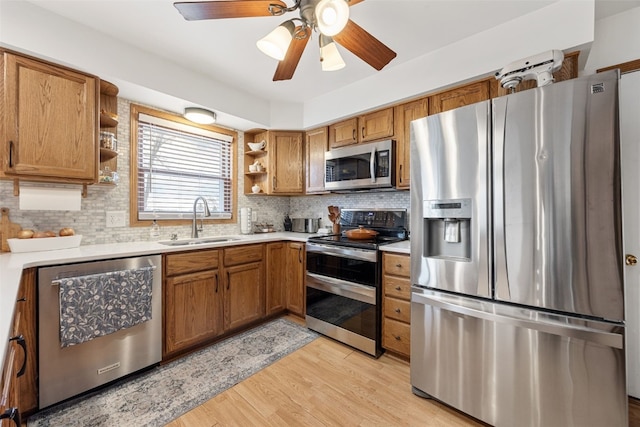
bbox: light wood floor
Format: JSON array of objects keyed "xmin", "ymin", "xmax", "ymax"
[{"xmin": 166, "ymin": 317, "xmax": 483, "ymax": 427}]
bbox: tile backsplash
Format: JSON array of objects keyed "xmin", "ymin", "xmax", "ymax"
[{"xmin": 0, "ymin": 98, "xmax": 410, "ymax": 245}]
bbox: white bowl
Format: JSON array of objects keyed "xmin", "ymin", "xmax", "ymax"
[
  {"xmin": 8, "ymin": 235, "xmax": 82, "ymax": 253},
  {"xmin": 251, "ymin": 185, "xmax": 261, "ymax": 193},
  {"xmin": 248, "ymin": 141, "xmax": 265, "ymax": 151}
]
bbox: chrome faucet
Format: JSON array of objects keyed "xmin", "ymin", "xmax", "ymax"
[{"xmin": 192, "ymin": 196, "xmax": 211, "ymax": 238}]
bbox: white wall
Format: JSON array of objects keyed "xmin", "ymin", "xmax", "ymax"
[{"xmin": 584, "ymin": 6, "xmax": 640, "ymax": 73}]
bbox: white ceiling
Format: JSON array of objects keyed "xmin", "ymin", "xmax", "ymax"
[{"xmin": 6, "ymin": 0, "xmax": 640, "ymax": 129}]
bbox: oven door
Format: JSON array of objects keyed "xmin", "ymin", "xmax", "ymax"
[{"xmin": 305, "ymin": 243, "xmax": 381, "ymax": 356}]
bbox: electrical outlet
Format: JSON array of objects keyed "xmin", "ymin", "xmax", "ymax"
[{"xmin": 106, "ymin": 211, "xmax": 126, "ymax": 228}]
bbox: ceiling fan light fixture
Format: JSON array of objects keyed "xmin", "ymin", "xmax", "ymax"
[
  {"xmin": 257, "ymin": 20, "xmax": 295, "ymax": 61},
  {"xmin": 184, "ymin": 107, "xmax": 216, "ymax": 124},
  {"xmin": 316, "ymin": 0, "xmax": 349, "ymax": 36},
  {"xmin": 320, "ymin": 35, "xmax": 345, "ymax": 71}
]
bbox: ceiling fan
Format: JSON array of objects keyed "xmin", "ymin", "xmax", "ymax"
[{"xmin": 174, "ymin": 0, "xmax": 397, "ymax": 81}]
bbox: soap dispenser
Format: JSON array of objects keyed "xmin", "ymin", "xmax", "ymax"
[{"xmin": 150, "ymin": 219, "xmax": 161, "ymax": 240}]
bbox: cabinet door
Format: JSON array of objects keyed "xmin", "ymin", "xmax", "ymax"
[
  {"xmin": 164, "ymin": 270, "xmax": 223, "ymax": 356},
  {"xmin": 16, "ymin": 269, "xmax": 37, "ymax": 415},
  {"xmin": 224, "ymin": 261, "xmax": 265, "ymax": 331},
  {"xmin": 305, "ymin": 127, "xmax": 328, "ymax": 194},
  {"xmin": 396, "ymin": 98, "xmax": 428, "ymax": 189},
  {"xmin": 265, "ymin": 242, "xmax": 286, "ymax": 315},
  {"xmin": 270, "ymin": 131, "xmax": 303, "ymax": 194},
  {"xmin": 329, "ymin": 117, "xmax": 358, "ymax": 149},
  {"xmin": 1, "ymin": 51, "xmax": 98, "ymax": 182},
  {"xmin": 360, "ymin": 108, "xmax": 394, "ymax": 143},
  {"xmin": 286, "ymin": 242, "xmax": 305, "ymax": 317},
  {"xmin": 428, "ymin": 79, "xmax": 491, "ymax": 115}
]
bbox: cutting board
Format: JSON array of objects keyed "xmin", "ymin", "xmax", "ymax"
[{"xmin": 1, "ymin": 207, "xmax": 22, "ymax": 252}]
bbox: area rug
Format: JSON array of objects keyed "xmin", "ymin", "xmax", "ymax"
[{"xmin": 28, "ymin": 318, "xmax": 318, "ymax": 427}]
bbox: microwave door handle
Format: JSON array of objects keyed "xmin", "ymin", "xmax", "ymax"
[{"xmin": 370, "ymin": 146, "xmax": 376, "ymax": 183}]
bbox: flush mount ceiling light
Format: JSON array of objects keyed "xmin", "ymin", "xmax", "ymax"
[
  {"xmin": 183, "ymin": 107, "xmax": 216, "ymax": 125},
  {"xmin": 174, "ymin": 0, "xmax": 396, "ymax": 81}
]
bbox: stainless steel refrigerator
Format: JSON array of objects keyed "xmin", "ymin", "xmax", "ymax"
[{"xmin": 410, "ymin": 70, "xmax": 627, "ymax": 427}]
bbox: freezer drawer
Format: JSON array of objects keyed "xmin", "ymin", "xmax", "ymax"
[{"xmin": 410, "ymin": 289, "xmax": 627, "ymax": 427}]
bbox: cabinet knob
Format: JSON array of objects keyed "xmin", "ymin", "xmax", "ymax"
[
  {"xmin": 394, "ymin": 335, "xmax": 401, "ymax": 341},
  {"xmin": 626, "ymin": 254, "xmax": 638, "ymax": 266},
  {"xmin": 395, "ymin": 308, "xmax": 401, "ymax": 314},
  {"xmin": 395, "ymin": 286, "xmax": 402, "ymax": 291},
  {"xmin": 395, "ymin": 263, "xmax": 402, "ymax": 268}
]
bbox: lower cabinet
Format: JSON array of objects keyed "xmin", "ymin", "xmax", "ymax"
[
  {"xmin": 286, "ymin": 242, "xmax": 305, "ymax": 317},
  {"xmin": 164, "ymin": 244, "xmax": 266, "ymax": 358},
  {"xmin": 223, "ymin": 245, "xmax": 265, "ymax": 330},
  {"xmin": 1, "ymin": 268, "xmax": 36, "ymax": 426},
  {"xmin": 164, "ymin": 249, "xmax": 223, "ymax": 358},
  {"xmin": 265, "ymin": 242, "xmax": 305, "ymax": 317},
  {"xmin": 381, "ymin": 252, "xmax": 411, "ymax": 358}
]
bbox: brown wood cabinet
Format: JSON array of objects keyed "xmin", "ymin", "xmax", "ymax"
[
  {"xmin": 266, "ymin": 242, "xmax": 286, "ymax": 315},
  {"xmin": 1, "ymin": 268, "xmax": 36, "ymax": 426},
  {"xmin": 328, "ymin": 108, "xmax": 394, "ymax": 149},
  {"xmin": 286, "ymin": 242, "xmax": 305, "ymax": 317},
  {"xmin": 265, "ymin": 241, "xmax": 304, "ymax": 317},
  {"xmin": 164, "ymin": 249, "xmax": 223, "ymax": 358},
  {"xmin": 381, "ymin": 252, "xmax": 411, "ymax": 358},
  {"xmin": 0, "ymin": 49, "xmax": 98, "ymax": 184},
  {"xmin": 244, "ymin": 130, "xmax": 303, "ymax": 195},
  {"xmin": 223, "ymin": 244, "xmax": 265, "ymax": 330},
  {"xmin": 305, "ymin": 127, "xmax": 328, "ymax": 194},
  {"xmin": 394, "ymin": 98, "xmax": 428, "ymax": 190},
  {"xmin": 328, "ymin": 117, "xmax": 358, "ymax": 148},
  {"xmin": 428, "ymin": 78, "xmax": 493, "ymax": 115},
  {"xmin": 164, "ymin": 244, "xmax": 266, "ymax": 357}
]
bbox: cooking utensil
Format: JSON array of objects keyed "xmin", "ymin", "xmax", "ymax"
[{"xmin": 345, "ymin": 225, "xmax": 378, "ymax": 240}]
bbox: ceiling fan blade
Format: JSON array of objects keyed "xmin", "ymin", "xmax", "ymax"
[
  {"xmin": 174, "ymin": 1, "xmax": 286, "ymax": 21},
  {"xmin": 273, "ymin": 27, "xmax": 311, "ymax": 81},
  {"xmin": 333, "ymin": 19, "xmax": 396, "ymax": 71},
  {"xmin": 347, "ymin": 0, "xmax": 366, "ymax": 6}
]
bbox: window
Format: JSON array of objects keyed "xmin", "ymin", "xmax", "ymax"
[{"xmin": 130, "ymin": 104, "xmax": 237, "ymax": 225}]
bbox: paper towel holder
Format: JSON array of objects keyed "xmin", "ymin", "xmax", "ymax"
[{"xmin": 13, "ymin": 179, "xmax": 89, "ymax": 198}]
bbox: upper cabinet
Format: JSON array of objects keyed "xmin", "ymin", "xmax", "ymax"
[
  {"xmin": 244, "ymin": 130, "xmax": 304, "ymax": 195},
  {"xmin": 428, "ymin": 78, "xmax": 493, "ymax": 115},
  {"xmin": 394, "ymin": 97, "xmax": 428, "ymax": 190},
  {"xmin": 0, "ymin": 49, "xmax": 98, "ymax": 184},
  {"xmin": 328, "ymin": 108, "xmax": 394, "ymax": 149},
  {"xmin": 305, "ymin": 126, "xmax": 328, "ymax": 194}
]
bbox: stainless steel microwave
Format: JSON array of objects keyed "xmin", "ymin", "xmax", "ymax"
[{"xmin": 325, "ymin": 139, "xmax": 395, "ymax": 191}]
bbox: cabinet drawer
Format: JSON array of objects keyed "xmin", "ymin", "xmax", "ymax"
[
  {"xmin": 165, "ymin": 249, "xmax": 219, "ymax": 276},
  {"xmin": 383, "ymin": 276, "xmax": 411, "ymax": 300},
  {"xmin": 384, "ymin": 297, "xmax": 411, "ymax": 323},
  {"xmin": 224, "ymin": 244, "xmax": 263, "ymax": 266},
  {"xmin": 383, "ymin": 318, "xmax": 411, "ymax": 356},
  {"xmin": 383, "ymin": 253, "xmax": 410, "ymax": 277}
]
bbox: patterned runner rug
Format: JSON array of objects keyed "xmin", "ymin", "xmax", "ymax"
[{"xmin": 28, "ymin": 318, "xmax": 318, "ymax": 427}]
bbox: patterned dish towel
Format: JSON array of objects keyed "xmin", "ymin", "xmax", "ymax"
[{"xmin": 57, "ymin": 266, "xmax": 155, "ymax": 348}]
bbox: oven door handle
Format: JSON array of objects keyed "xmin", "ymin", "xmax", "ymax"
[
  {"xmin": 306, "ymin": 272, "xmax": 376, "ymax": 305},
  {"xmin": 306, "ymin": 244, "xmax": 377, "ymax": 262}
]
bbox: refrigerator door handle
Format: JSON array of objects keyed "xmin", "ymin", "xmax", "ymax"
[
  {"xmin": 492, "ymin": 98, "xmax": 509, "ymax": 300},
  {"xmin": 412, "ymin": 291, "xmax": 623, "ymax": 349}
]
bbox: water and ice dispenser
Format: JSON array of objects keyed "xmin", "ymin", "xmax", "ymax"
[{"xmin": 423, "ymin": 198, "xmax": 472, "ymax": 261}]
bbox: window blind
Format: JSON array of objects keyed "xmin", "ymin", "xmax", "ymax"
[{"xmin": 136, "ymin": 113, "xmax": 233, "ymax": 220}]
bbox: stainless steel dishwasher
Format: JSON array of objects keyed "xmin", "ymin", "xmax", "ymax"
[{"xmin": 38, "ymin": 255, "xmax": 162, "ymax": 408}]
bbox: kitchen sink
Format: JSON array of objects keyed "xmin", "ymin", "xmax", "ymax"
[{"xmin": 157, "ymin": 237, "xmax": 241, "ymax": 246}]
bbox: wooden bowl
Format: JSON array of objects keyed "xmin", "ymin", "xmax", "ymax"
[{"xmin": 345, "ymin": 226, "xmax": 378, "ymax": 240}]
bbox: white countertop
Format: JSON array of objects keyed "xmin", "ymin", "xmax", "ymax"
[
  {"xmin": 0, "ymin": 232, "xmax": 411, "ymax": 367},
  {"xmin": 380, "ymin": 240, "xmax": 411, "ymax": 254},
  {"xmin": 0, "ymin": 232, "xmax": 311, "ymax": 368}
]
